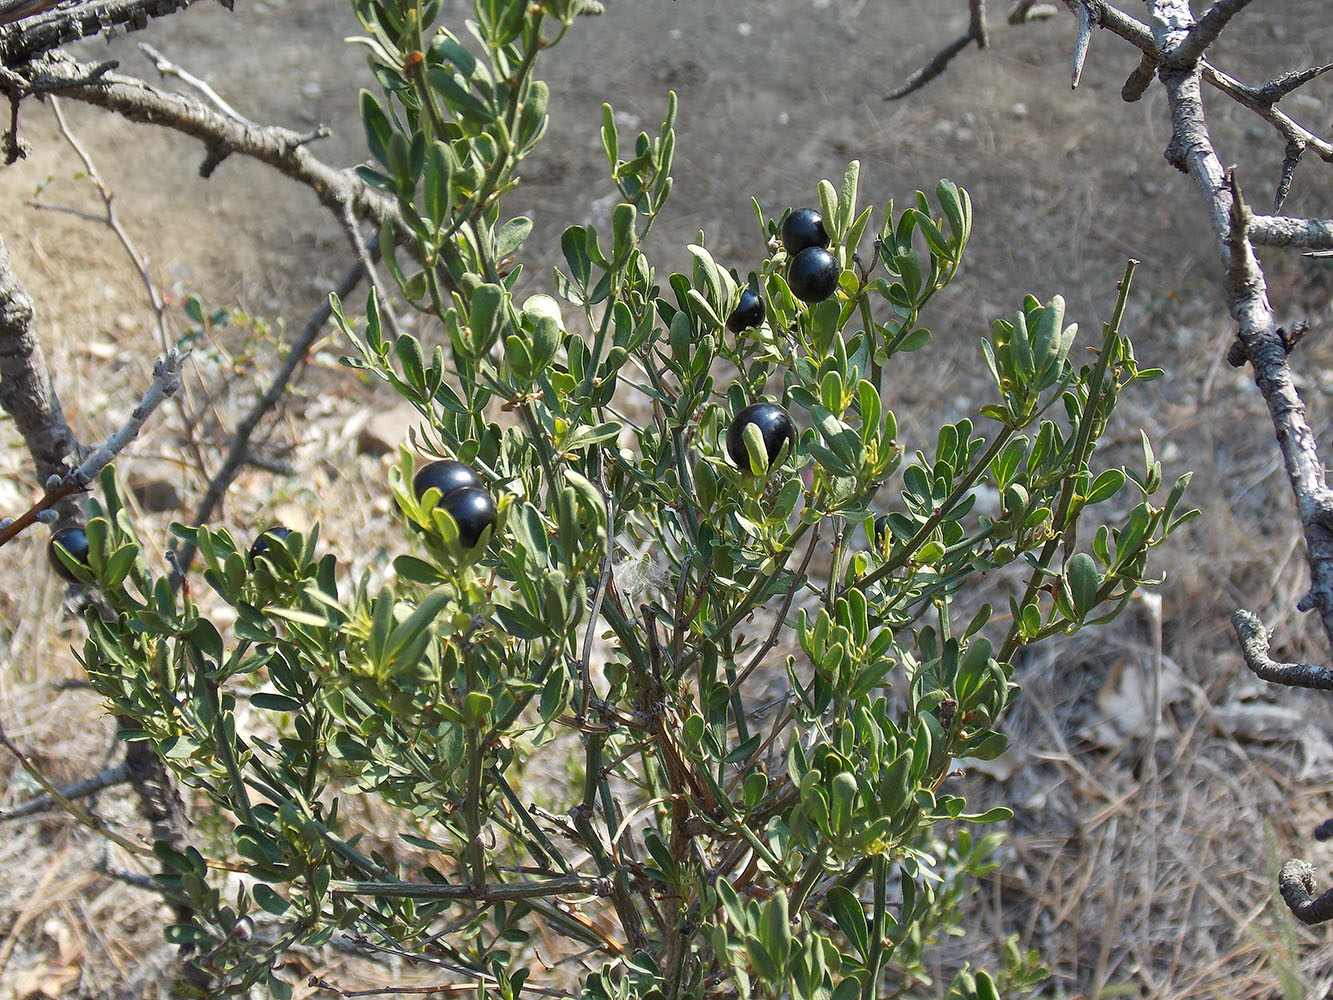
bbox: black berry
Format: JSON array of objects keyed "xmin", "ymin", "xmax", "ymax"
[
  {"xmin": 438, "ymin": 486, "xmax": 497, "ymax": 548},
  {"xmin": 726, "ymin": 288, "xmax": 766, "ymax": 333},
  {"xmin": 726, "ymin": 402, "xmax": 798, "ymax": 475},
  {"xmin": 788, "ymin": 247, "xmax": 840, "ymax": 303},
  {"xmin": 249, "ymin": 525, "xmax": 293, "ymax": 566},
  {"xmin": 781, "ymin": 208, "xmax": 829, "ymax": 257},
  {"xmin": 873, "ymin": 514, "xmax": 891, "ymax": 549},
  {"xmin": 413, "ymin": 459, "xmax": 482, "ymax": 502},
  {"xmin": 49, "ymin": 526, "xmax": 90, "ymax": 582}
]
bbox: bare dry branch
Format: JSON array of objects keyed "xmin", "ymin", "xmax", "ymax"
[
  {"xmin": 1167, "ymin": 0, "xmax": 1256, "ymax": 69},
  {"xmin": 886, "ymin": 0, "xmax": 988, "ymax": 101},
  {"xmin": 1249, "ymin": 214, "xmax": 1333, "ymax": 252},
  {"xmin": 1256, "ymin": 61, "xmax": 1333, "ymax": 103},
  {"xmin": 1121, "ymin": 51, "xmax": 1157, "ymax": 101},
  {"xmin": 27, "ymin": 52, "xmax": 402, "ymax": 236},
  {"xmin": 0, "ymin": 761, "xmax": 130, "ymax": 820},
  {"xmin": 0, "ymin": 716, "xmax": 153, "ymax": 856},
  {"xmin": 137, "ymin": 41, "xmax": 254, "ymax": 126},
  {"xmin": 1145, "ymin": 2, "xmax": 1333, "ymax": 661},
  {"xmin": 1231, "ymin": 609, "xmax": 1333, "ymax": 690},
  {"xmin": 0, "ymin": 0, "xmax": 208, "ymax": 68},
  {"xmin": 0, "ymin": 346, "xmax": 183, "ymax": 547},
  {"xmin": 0, "ymin": 231, "xmax": 79, "ymax": 510}
]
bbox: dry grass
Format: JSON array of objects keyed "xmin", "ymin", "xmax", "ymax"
[{"xmin": 4, "ymin": 1, "xmax": 1333, "ymax": 997}]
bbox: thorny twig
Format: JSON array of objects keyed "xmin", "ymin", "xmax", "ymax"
[{"xmin": 0, "ymin": 0, "xmax": 212, "ymax": 70}]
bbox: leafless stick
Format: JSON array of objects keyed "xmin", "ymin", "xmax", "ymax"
[
  {"xmin": 1169, "ymin": 0, "xmax": 1256, "ymax": 69},
  {"xmin": 1274, "ymin": 138, "xmax": 1303, "ymax": 213},
  {"xmin": 1, "ymin": 761, "xmax": 130, "ymax": 820},
  {"xmin": 1231, "ymin": 609, "xmax": 1333, "ymax": 690},
  {"xmin": 1121, "ymin": 51, "xmax": 1157, "ymax": 102},
  {"xmin": 1256, "ymin": 62, "xmax": 1333, "ymax": 103},
  {"xmin": 0, "ymin": 231, "xmax": 80, "ymax": 515},
  {"xmin": 0, "ymin": 717, "xmax": 153, "ymax": 856},
  {"xmin": 46, "ymin": 95, "xmax": 169, "ymax": 348},
  {"xmin": 1160, "ymin": 32, "xmax": 1333, "ymax": 650},
  {"xmin": 0, "ymin": 0, "xmax": 209, "ymax": 69},
  {"xmin": 0, "ymin": 346, "xmax": 184, "ymax": 547},
  {"xmin": 885, "ymin": 0, "xmax": 988, "ymax": 101},
  {"xmin": 137, "ymin": 41, "xmax": 254, "ymax": 126},
  {"xmin": 1054, "ymin": 1, "xmax": 1333, "ymax": 163},
  {"xmin": 31, "ymin": 52, "xmax": 402, "ymax": 237},
  {"xmin": 1249, "ymin": 214, "xmax": 1333, "ymax": 252},
  {"xmin": 77, "ymin": 348, "xmax": 185, "ymax": 482}
]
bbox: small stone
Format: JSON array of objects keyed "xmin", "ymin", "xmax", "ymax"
[{"xmin": 355, "ymin": 403, "xmax": 421, "ymax": 457}]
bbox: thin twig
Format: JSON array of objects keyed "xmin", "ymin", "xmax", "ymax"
[
  {"xmin": 1230, "ymin": 609, "xmax": 1333, "ymax": 690},
  {"xmin": 885, "ymin": 0, "xmax": 988, "ymax": 101},
  {"xmin": 2, "ymin": 761, "xmax": 130, "ymax": 820},
  {"xmin": 137, "ymin": 41, "xmax": 255, "ymax": 126},
  {"xmin": 1167, "ymin": 0, "xmax": 1256, "ymax": 70},
  {"xmin": 47, "ymin": 96, "xmax": 170, "ymax": 350},
  {"xmin": 31, "ymin": 52, "xmax": 401, "ymax": 233},
  {"xmin": 0, "ymin": 346, "xmax": 184, "ymax": 547},
  {"xmin": 0, "ymin": 0, "xmax": 208, "ymax": 69},
  {"xmin": 0, "ymin": 717, "xmax": 153, "ymax": 856}
]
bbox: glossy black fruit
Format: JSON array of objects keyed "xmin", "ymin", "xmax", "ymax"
[
  {"xmin": 781, "ymin": 208, "xmax": 829, "ymax": 257},
  {"xmin": 249, "ymin": 525, "xmax": 293, "ymax": 566},
  {"xmin": 788, "ymin": 247, "xmax": 840, "ymax": 303},
  {"xmin": 438, "ymin": 486, "xmax": 497, "ymax": 548},
  {"xmin": 49, "ymin": 526, "xmax": 90, "ymax": 582},
  {"xmin": 413, "ymin": 459, "xmax": 482, "ymax": 502},
  {"xmin": 726, "ymin": 288, "xmax": 766, "ymax": 333},
  {"xmin": 726, "ymin": 402, "xmax": 797, "ymax": 474},
  {"xmin": 873, "ymin": 514, "xmax": 891, "ymax": 549}
]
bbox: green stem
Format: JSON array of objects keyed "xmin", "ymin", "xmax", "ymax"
[
  {"xmin": 202, "ymin": 673, "xmax": 255, "ymax": 830},
  {"xmin": 862, "ymin": 856, "xmax": 889, "ymax": 1000},
  {"xmin": 998, "ymin": 260, "xmax": 1136, "ymax": 662},
  {"xmin": 858, "ymin": 429, "xmax": 1016, "ymax": 591},
  {"xmin": 788, "ymin": 844, "xmax": 829, "ymax": 915}
]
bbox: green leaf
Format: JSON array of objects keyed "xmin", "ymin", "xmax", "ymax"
[
  {"xmin": 250, "ymin": 693, "xmax": 304, "ymax": 713},
  {"xmin": 383, "ymin": 588, "xmax": 451, "ymax": 675},
  {"xmin": 825, "ymin": 886, "xmax": 869, "ymax": 959},
  {"xmin": 253, "ymin": 883, "xmax": 290, "ymax": 915},
  {"xmin": 496, "ymin": 216, "xmax": 533, "ymax": 258},
  {"xmin": 359, "ymin": 90, "xmax": 394, "ymax": 167}
]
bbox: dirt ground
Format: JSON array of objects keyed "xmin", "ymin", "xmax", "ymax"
[{"xmin": 2, "ymin": 1, "xmax": 1333, "ymax": 997}]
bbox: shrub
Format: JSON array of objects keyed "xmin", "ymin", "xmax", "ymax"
[{"xmin": 65, "ymin": 1, "xmax": 1192, "ymax": 995}]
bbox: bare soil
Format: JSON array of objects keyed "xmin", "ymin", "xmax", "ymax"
[{"xmin": 3, "ymin": 1, "xmax": 1333, "ymax": 997}]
